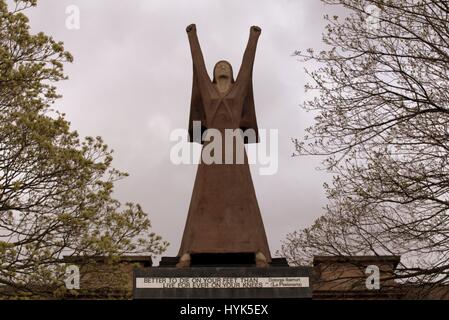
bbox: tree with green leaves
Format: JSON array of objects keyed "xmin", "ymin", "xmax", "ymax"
[
  {"xmin": 283, "ymin": 0, "xmax": 449, "ymax": 297},
  {"xmin": 0, "ymin": 0, "xmax": 168, "ymax": 298}
]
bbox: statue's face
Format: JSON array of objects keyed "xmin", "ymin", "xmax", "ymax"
[{"xmin": 214, "ymin": 61, "xmax": 232, "ymax": 81}]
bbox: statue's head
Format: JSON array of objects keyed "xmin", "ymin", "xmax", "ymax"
[{"xmin": 212, "ymin": 60, "xmax": 235, "ymax": 83}]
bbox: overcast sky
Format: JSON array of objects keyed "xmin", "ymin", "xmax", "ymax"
[{"xmin": 23, "ymin": 0, "xmax": 342, "ymax": 262}]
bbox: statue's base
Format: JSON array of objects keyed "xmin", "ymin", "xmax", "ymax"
[{"xmin": 133, "ymin": 257, "xmax": 312, "ymax": 299}]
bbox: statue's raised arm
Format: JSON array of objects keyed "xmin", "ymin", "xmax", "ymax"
[
  {"xmin": 186, "ymin": 24, "xmax": 210, "ymax": 84},
  {"xmin": 236, "ymin": 26, "xmax": 261, "ymax": 84}
]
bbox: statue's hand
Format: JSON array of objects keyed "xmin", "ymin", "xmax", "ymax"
[
  {"xmin": 186, "ymin": 24, "xmax": 196, "ymax": 33},
  {"xmin": 251, "ymin": 26, "xmax": 261, "ymax": 34}
]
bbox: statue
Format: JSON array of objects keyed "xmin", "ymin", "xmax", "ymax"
[{"xmin": 177, "ymin": 24, "xmax": 271, "ymax": 267}]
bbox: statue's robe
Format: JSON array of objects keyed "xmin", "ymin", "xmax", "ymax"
[{"xmin": 178, "ymin": 26, "xmax": 271, "ymax": 262}]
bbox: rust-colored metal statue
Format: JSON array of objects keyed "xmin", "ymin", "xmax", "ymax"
[{"xmin": 177, "ymin": 24, "xmax": 271, "ymax": 267}]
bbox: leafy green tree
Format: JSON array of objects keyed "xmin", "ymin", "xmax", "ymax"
[{"xmin": 0, "ymin": 0, "xmax": 168, "ymax": 298}]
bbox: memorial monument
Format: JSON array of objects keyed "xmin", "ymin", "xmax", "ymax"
[{"xmin": 133, "ymin": 24, "xmax": 311, "ymax": 299}]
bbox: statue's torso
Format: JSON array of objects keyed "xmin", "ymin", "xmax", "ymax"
[{"xmin": 204, "ymin": 85, "xmax": 246, "ymax": 130}]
